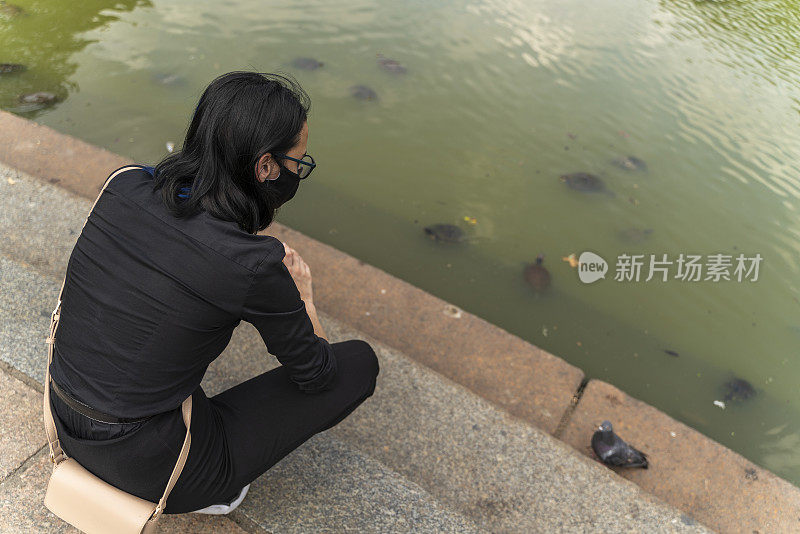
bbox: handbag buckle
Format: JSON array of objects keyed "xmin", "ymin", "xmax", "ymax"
[
  {"xmin": 49, "ymin": 446, "xmax": 65, "ymax": 465},
  {"xmin": 51, "ymin": 299, "xmax": 61, "ymax": 322}
]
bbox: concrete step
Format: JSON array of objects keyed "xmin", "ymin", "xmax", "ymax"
[
  {"xmin": 0, "ymin": 163, "xmax": 712, "ymax": 532},
  {"xmin": 235, "ymin": 434, "xmax": 479, "ymax": 533}
]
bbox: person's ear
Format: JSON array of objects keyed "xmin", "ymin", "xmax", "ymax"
[
  {"xmin": 256, "ymin": 154, "xmax": 279, "ymax": 182},
  {"xmin": 267, "ymin": 158, "xmax": 281, "ymax": 180}
]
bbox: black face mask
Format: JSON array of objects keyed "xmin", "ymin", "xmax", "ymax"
[{"xmin": 267, "ymin": 164, "xmax": 302, "ymax": 207}]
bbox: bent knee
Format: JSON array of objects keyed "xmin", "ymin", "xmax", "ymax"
[
  {"xmin": 346, "ymin": 339, "xmax": 380, "ymax": 379},
  {"xmin": 331, "ymin": 339, "xmax": 380, "ymax": 386}
]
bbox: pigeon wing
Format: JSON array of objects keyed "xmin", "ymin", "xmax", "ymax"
[{"xmin": 621, "ymin": 444, "xmax": 649, "ymax": 468}]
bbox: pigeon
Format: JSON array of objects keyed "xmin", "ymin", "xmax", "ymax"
[{"xmin": 591, "ymin": 420, "xmax": 649, "ymax": 469}]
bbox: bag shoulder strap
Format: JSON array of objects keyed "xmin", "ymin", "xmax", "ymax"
[{"xmin": 43, "ymin": 164, "xmax": 193, "ymax": 521}]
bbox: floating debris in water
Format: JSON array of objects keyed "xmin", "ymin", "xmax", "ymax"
[
  {"xmin": 663, "ymin": 349, "xmax": 679, "ymax": 357},
  {"xmin": 713, "ymin": 400, "xmax": 726, "ymax": 409},
  {"xmin": 166, "ymin": 141, "xmax": 175, "ymax": 153},
  {"xmin": 463, "ymin": 215, "xmax": 477, "ymax": 225},
  {"xmin": 562, "ymin": 253, "xmax": 579, "ymax": 268}
]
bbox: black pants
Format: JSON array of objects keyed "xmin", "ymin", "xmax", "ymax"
[{"xmin": 50, "ymin": 339, "xmax": 380, "ymax": 513}]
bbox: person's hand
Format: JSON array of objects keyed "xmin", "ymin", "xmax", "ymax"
[{"xmin": 282, "ymin": 242, "xmax": 314, "ymax": 303}]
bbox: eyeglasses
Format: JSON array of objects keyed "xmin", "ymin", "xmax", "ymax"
[{"xmin": 274, "ymin": 153, "xmax": 316, "ymax": 179}]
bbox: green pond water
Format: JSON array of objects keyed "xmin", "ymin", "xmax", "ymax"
[{"xmin": 2, "ymin": 0, "xmax": 799, "ymax": 486}]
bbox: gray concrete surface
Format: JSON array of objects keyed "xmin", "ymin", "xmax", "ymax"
[
  {"xmin": 237, "ymin": 435, "xmax": 479, "ymax": 533},
  {"xmin": 0, "ymin": 161, "xmax": 713, "ymax": 532},
  {"xmin": 0, "ymin": 369, "xmax": 45, "ymax": 480}
]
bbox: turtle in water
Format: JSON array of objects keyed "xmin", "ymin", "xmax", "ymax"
[
  {"xmin": 617, "ymin": 227, "xmax": 653, "ymax": 244},
  {"xmin": 722, "ymin": 377, "xmax": 756, "ymax": 403},
  {"xmin": 559, "ymin": 172, "xmax": 614, "ymax": 196},
  {"xmin": 523, "ymin": 254, "xmax": 551, "ymax": 292},
  {"xmin": 291, "ymin": 57, "xmax": 324, "ymax": 70},
  {"xmin": 0, "ymin": 63, "xmax": 26, "ymax": 75},
  {"xmin": 376, "ymin": 54, "xmax": 407, "ymax": 74},
  {"xmin": 0, "ymin": 1, "xmax": 25, "ymax": 18},
  {"xmin": 612, "ymin": 155, "xmax": 647, "ymax": 172},
  {"xmin": 350, "ymin": 85, "xmax": 378, "ymax": 101},
  {"xmin": 18, "ymin": 92, "xmax": 59, "ymax": 105},
  {"xmin": 424, "ymin": 223, "xmax": 465, "ymax": 243}
]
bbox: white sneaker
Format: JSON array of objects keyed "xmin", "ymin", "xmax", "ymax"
[{"xmin": 189, "ymin": 483, "xmax": 250, "ymax": 515}]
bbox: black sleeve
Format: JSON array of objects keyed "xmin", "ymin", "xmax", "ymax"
[{"xmin": 240, "ymin": 242, "xmax": 337, "ymax": 393}]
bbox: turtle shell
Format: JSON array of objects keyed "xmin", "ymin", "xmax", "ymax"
[
  {"xmin": 722, "ymin": 377, "xmax": 756, "ymax": 402},
  {"xmin": 291, "ymin": 57, "xmax": 324, "ymax": 70},
  {"xmin": 350, "ymin": 85, "xmax": 378, "ymax": 101},
  {"xmin": 560, "ymin": 172, "xmax": 607, "ymax": 193},
  {"xmin": 424, "ymin": 223, "xmax": 465, "ymax": 243},
  {"xmin": 612, "ymin": 156, "xmax": 647, "ymax": 171},
  {"xmin": 377, "ymin": 56, "xmax": 407, "ymax": 74},
  {"xmin": 523, "ymin": 262, "xmax": 551, "ymax": 291},
  {"xmin": 0, "ymin": 63, "xmax": 26, "ymax": 74}
]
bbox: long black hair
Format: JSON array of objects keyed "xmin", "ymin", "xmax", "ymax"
[{"xmin": 151, "ymin": 71, "xmax": 310, "ymax": 234}]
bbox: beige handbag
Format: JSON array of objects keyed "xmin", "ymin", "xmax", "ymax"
[{"xmin": 43, "ymin": 165, "xmax": 193, "ymax": 534}]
